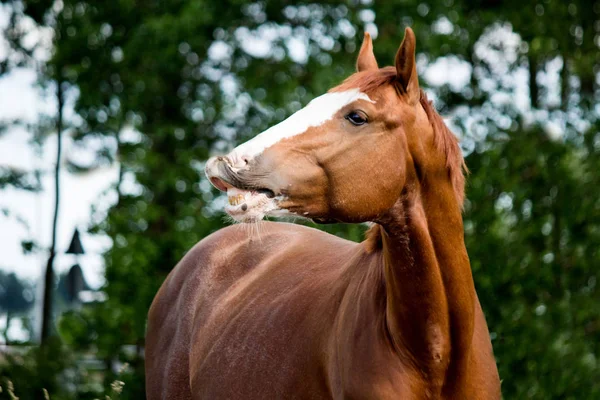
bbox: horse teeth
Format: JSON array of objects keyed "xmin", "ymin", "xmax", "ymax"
[{"xmin": 228, "ymin": 194, "xmax": 244, "ymax": 206}]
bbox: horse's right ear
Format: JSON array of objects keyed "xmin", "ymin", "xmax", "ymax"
[
  {"xmin": 395, "ymin": 27, "xmax": 420, "ymax": 104},
  {"xmin": 356, "ymin": 32, "xmax": 378, "ymax": 72}
]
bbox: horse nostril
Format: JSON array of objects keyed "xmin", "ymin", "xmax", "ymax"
[{"xmin": 242, "ymin": 156, "xmax": 249, "ymax": 165}]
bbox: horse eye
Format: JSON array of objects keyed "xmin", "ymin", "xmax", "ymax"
[{"xmin": 345, "ymin": 111, "xmax": 367, "ymax": 126}]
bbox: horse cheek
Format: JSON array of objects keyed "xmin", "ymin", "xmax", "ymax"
[{"xmin": 374, "ymin": 160, "xmax": 406, "ymax": 215}]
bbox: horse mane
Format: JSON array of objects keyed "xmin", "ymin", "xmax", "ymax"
[
  {"xmin": 419, "ymin": 90, "xmax": 467, "ymax": 206},
  {"xmin": 336, "ymin": 67, "xmax": 467, "ymax": 251}
]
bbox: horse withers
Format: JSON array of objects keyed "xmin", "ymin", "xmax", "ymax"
[{"xmin": 145, "ymin": 28, "xmax": 501, "ymax": 399}]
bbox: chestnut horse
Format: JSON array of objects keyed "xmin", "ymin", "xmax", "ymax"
[{"xmin": 145, "ymin": 28, "xmax": 501, "ymax": 399}]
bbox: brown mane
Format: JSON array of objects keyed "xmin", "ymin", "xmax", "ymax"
[
  {"xmin": 330, "ymin": 66, "xmax": 398, "ymax": 94},
  {"xmin": 419, "ymin": 91, "xmax": 467, "ymax": 206}
]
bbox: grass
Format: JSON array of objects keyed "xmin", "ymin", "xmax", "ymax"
[{"xmin": 1, "ymin": 363, "xmax": 129, "ymax": 400}]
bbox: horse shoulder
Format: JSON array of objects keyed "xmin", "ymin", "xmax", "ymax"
[
  {"xmin": 145, "ymin": 224, "xmax": 270, "ymax": 399},
  {"xmin": 146, "ymin": 222, "xmax": 340, "ymax": 399}
]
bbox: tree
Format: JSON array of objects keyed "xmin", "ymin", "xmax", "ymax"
[
  {"xmin": 0, "ymin": 271, "xmax": 34, "ymax": 344},
  {"xmin": 0, "ymin": 0, "xmax": 71, "ymax": 345}
]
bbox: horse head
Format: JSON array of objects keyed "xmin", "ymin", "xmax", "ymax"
[{"xmin": 206, "ymin": 28, "xmax": 464, "ymax": 224}]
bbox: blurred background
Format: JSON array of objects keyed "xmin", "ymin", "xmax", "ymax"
[{"xmin": 0, "ymin": 0, "xmax": 598, "ymax": 398}]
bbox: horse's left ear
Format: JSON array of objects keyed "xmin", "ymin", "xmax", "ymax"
[
  {"xmin": 395, "ymin": 27, "xmax": 420, "ymax": 104},
  {"xmin": 356, "ymin": 32, "xmax": 378, "ymax": 72}
]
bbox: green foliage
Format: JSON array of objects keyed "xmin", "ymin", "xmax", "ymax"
[
  {"xmin": 465, "ymin": 122, "xmax": 600, "ymax": 398},
  {"xmin": 0, "ymin": 337, "xmax": 74, "ymax": 400},
  {"xmin": 0, "ymin": 272, "xmax": 34, "ymax": 316},
  {"xmin": 0, "ymin": 167, "xmax": 40, "ymax": 191},
  {"xmin": 0, "ymin": 271, "xmax": 35, "ymax": 345},
  {"xmin": 1, "ymin": 0, "xmax": 599, "ymax": 398}
]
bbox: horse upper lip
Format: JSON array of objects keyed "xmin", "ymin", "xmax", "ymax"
[
  {"xmin": 209, "ymin": 176, "xmax": 232, "ymax": 192},
  {"xmin": 206, "ymin": 156, "xmax": 276, "ymax": 197},
  {"xmin": 206, "ymin": 157, "xmax": 235, "ymax": 192}
]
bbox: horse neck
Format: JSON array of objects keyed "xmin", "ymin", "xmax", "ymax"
[
  {"xmin": 373, "ymin": 170, "xmax": 475, "ymax": 393},
  {"xmin": 420, "ymin": 172, "xmax": 476, "ymax": 386}
]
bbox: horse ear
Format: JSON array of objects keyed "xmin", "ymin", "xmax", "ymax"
[
  {"xmin": 394, "ymin": 27, "xmax": 420, "ymax": 104},
  {"xmin": 356, "ymin": 32, "xmax": 378, "ymax": 72}
]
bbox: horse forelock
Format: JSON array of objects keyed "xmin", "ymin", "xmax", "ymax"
[
  {"xmin": 331, "ymin": 67, "xmax": 466, "ymax": 207},
  {"xmin": 329, "ymin": 66, "xmax": 397, "ymax": 95}
]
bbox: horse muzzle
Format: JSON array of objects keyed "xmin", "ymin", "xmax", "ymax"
[
  {"xmin": 205, "ymin": 156, "xmax": 234, "ymax": 192},
  {"xmin": 205, "ymin": 156, "xmax": 282, "ymax": 222},
  {"xmin": 206, "ymin": 156, "xmax": 276, "ymax": 196}
]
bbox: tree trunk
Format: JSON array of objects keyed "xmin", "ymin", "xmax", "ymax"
[
  {"xmin": 560, "ymin": 54, "xmax": 569, "ymax": 111},
  {"xmin": 4, "ymin": 312, "xmax": 11, "ymax": 345},
  {"xmin": 528, "ymin": 54, "xmax": 539, "ymax": 109},
  {"xmin": 41, "ymin": 81, "xmax": 64, "ymax": 345}
]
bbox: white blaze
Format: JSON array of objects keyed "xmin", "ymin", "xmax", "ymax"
[{"xmin": 230, "ymin": 89, "xmax": 373, "ymax": 164}]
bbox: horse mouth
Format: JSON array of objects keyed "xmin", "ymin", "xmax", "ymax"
[
  {"xmin": 206, "ymin": 157, "xmax": 281, "ymax": 222},
  {"xmin": 223, "ymin": 187, "xmax": 278, "ymax": 222},
  {"xmin": 208, "ymin": 175, "xmax": 278, "ymax": 223}
]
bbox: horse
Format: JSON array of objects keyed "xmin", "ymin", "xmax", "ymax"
[{"xmin": 145, "ymin": 28, "xmax": 501, "ymax": 399}]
